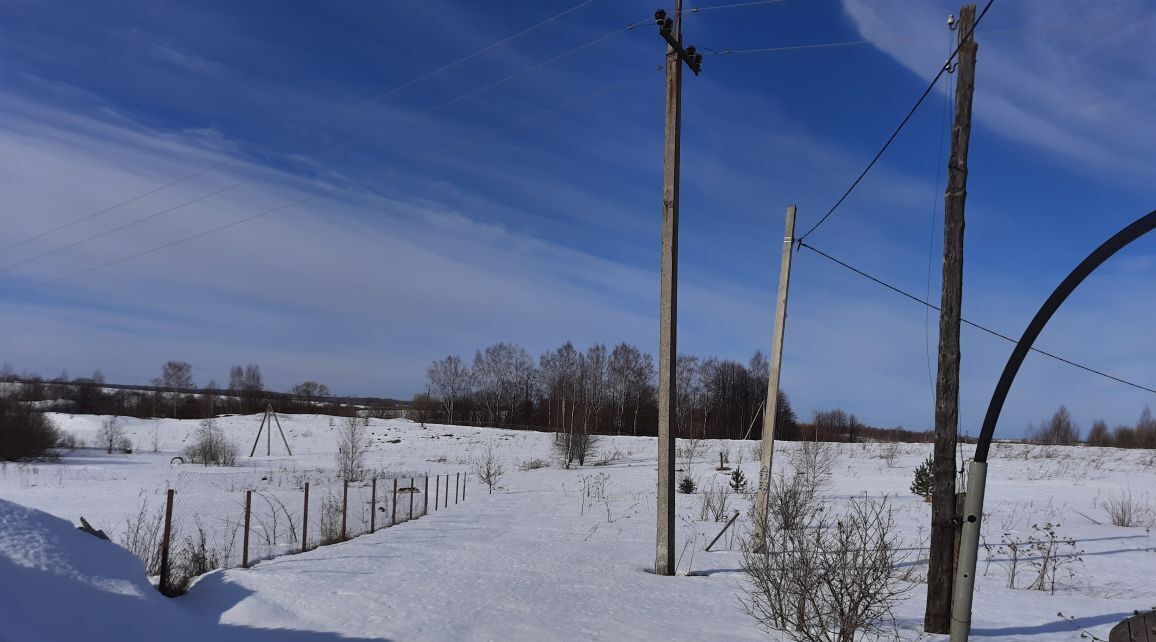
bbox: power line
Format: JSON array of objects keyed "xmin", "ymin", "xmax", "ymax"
[
  {"xmin": 924, "ymin": 22, "xmax": 954, "ymax": 405},
  {"xmin": 0, "ymin": 18, "xmax": 650, "ymax": 276},
  {"xmin": 0, "ymin": 0, "xmax": 601, "ymax": 256},
  {"xmin": 797, "ymin": 240, "xmax": 1156, "ymax": 396},
  {"xmin": 796, "ymin": 0, "xmax": 997, "ymax": 243},
  {"xmin": 705, "ymin": 34, "xmax": 945, "ymax": 55},
  {"xmin": 13, "ymin": 66, "xmax": 662, "ymax": 293},
  {"xmin": 683, "ymin": 0, "xmax": 787, "ymax": 13},
  {"xmin": 702, "ymin": 27, "xmax": 1024, "ymax": 56}
]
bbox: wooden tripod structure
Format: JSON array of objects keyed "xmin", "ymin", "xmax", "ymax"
[{"xmin": 249, "ymin": 403, "xmax": 293, "ymax": 457}]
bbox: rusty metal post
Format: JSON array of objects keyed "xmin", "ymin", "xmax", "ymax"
[
  {"xmin": 341, "ymin": 479, "xmax": 349, "ymax": 540},
  {"xmin": 370, "ymin": 477, "xmax": 377, "ymax": 533},
  {"xmin": 302, "ymin": 482, "xmax": 310, "ymax": 552},
  {"xmin": 242, "ymin": 490, "xmax": 252, "ymax": 568},
  {"xmin": 159, "ymin": 488, "xmax": 175, "ymax": 594}
]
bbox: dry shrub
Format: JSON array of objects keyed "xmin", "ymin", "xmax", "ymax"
[
  {"xmin": 119, "ymin": 501, "xmax": 165, "ymax": 576},
  {"xmin": 0, "ymin": 398, "xmax": 60, "ymax": 461},
  {"xmin": 474, "ymin": 446, "xmax": 506, "ymax": 493},
  {"xmin": 183, "ymin": 418, "xmax": 238, "ymax": 466},
  {"xmin": 1099, "ymin": 490, "xmax": 1153, "ymax": 527},
  {"xmin": 741, "ymin": 495, "xmax": 911, "ymax": 642}
]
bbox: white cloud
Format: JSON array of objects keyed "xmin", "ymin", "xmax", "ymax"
[{"xmin": 841, "ymin": 0, "xmax": 1156, "ymax": 182}]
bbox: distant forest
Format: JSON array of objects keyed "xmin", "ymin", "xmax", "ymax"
[
  {"xmin": 418, "ymin": 341, "xmax": 935, "ymax": 443},
  {"xmin": 0, "ymin": 362, "xmax": 398, "ymax": 420}
]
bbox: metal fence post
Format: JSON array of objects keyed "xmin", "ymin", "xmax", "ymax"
[
  {"xmin": 159, "ymin": 489, "xmax": 175, "ymax": 595},
  {"xmin": 341, "ymin": 479, "xmax": 349, "ymax": 541},
  {"xmin": 242, "ymin": 490, "xmax": 252, "ymax": 568},
  {"xmin": 370, "ymin": 477, "xmax": 377, "ymax": 533},
  {"xmin": 392, "ymin": 478, "xmax": 398, "ymax": 526},
  {"xmin": 302, "ymin": 482, "xmax": 310, "ymax": 552},
  {"xmin": 423, "ymin": 475, "xmax": 429, "ymax": 516},
  {"xmin": 455, "ymin": 473, "xmax": 460, "ymax": 505},
  {"xmin": 409, "ymin": 477, "xmax": 415, "ymax": 521}
]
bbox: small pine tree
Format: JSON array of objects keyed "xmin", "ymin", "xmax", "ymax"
[
  {"xmin": 911, "ymin": 456, "xmax": 934, "ymax": 500},
  {"xmin": 678, "ymin": 476, "xmax": 697, "ymax": 494},
  {"xmin": 729, "ymin": 467, "xmax": 748, "ymax": 493}
]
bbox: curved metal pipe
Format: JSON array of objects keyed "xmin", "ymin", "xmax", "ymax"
[
  {"xmin": 952, "ymin": 209, "xmax": 1156, "ymax": 641},
  {"xmin": 974, "ymin": 209, "xmax": 1156, "ymax": 463}
]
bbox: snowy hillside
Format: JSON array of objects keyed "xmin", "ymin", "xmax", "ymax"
[{"xmin": 1, "ymin": 412, "xmax": 1154, "ymax": 640}]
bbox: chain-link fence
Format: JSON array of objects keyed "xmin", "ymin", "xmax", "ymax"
[{"xmin": 128, "ymin": 467, "xmax": 469, "ymax": 595}]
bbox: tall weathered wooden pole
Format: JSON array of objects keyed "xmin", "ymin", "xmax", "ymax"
[
  {"xmin": 751, "ymin": 205, "xmax": 797, "ymax": 547},
  {"xmin": 655, "ymin": 0, "xmax": 684, "ymax": 577},
  {"xmin": 926, "ymin": 4, "xmax": 977, "ymax": 634},
  {"xmin": 653, "ymin": 0, "xmax": 702, "ymax": 577}
]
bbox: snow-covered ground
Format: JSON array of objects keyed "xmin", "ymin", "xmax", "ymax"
[{"xmin": 2, "ymin": 412, "xmax": 1154, "ymax": 641}]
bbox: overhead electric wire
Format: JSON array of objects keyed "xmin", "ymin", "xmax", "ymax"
[
  {"xmin": 702, "ymin": 26, "xmax": 1024, "ymax": 56},
  {"xmin": 705, "ymin": 34, "xmax": 945, "ymax": 55},
  {"xmin": 14, "ymin": 65, "xmax": 662, "ymax": 293},
  {"xmin": 797, "ymin": 240, "xmax": 1156, "ymax": 397},
  {"xmin": 0, "ymin": 18, "xmax": 651, "ymax": 276},
  {"xmin": 0, "ymin": 0, "xmax": 604, "ymax": 257},
  {"xmin": 796, "ymin": 0, "xmax": 997, "ymax": 243},
  {"xmin": 682, "ymin": 0, "xmax": 787, "ymax": 13},
  {"xmin": 925, "ymin": 23, "xmax": 954, "ymax": 404}
]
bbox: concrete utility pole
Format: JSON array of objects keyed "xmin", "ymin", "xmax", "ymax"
[
  {"xmin": 926, "ymin": 4, "xmax": 977, "ymax": 634},
  {"xmin": 751, "ymin": 205, "xmax": 797, "ymax": 548},
  {"xmin": 654, "ymin": 0, "xmax": 703, "ymax": 577}
]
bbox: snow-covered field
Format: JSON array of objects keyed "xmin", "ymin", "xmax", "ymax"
[{"xmin": 2, "ymin": 412, "xmax": 1155, "ymax": 641}]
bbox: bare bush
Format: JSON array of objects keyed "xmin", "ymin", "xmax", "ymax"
[
  {"xmin": 97, "ymin": 417, "xmax": 125, "ymax": 454},
  {"xmin": 880, "ymin": 441, "xmax": 902, "ymax": 467},
  {"xmin": 677, "ymin": 437, "xmax": 705, "ymax": 471},
  {"xmin": 183, "ymin": 418, "xmax": 239, "ymax": 466},
  {"xmin": 1099, "ymin": 490, "xmax": 1153, "ymax": 527},
  {"xmin": 251, "ymin": 491, "xmax": 299, "ymax": 551},
  {"xmin": 166, "ymin": 522, "xmax": 236, "ymax": 595},
  {"xmin": 318, "ymin": 493, "xmax": 343, "ymax": 545},
  {"xmin": 0, "ymin": 399, "xmax": 60, "ymax": 461},
  {"xmin": 741, "ymin": 495, "xmax": 911, "ymax": 642},
  {"xmin": 119, "ymin": 501, "xmax": 165, "ymax": 576},
  {"xmin": 552, "ymin": 431, "xmax": 599, "ymax": 468},
  {"xmin": 474, "ymin": 446, "xmax": 506, "ymax": 494},
  {"xmin": 336, "ymin": 415, "xmax": 370, "ymax": 481},
  {"xmin": 697, "ymin": 482, "xmax": 732, "ymax": 522},
  {"xmin": 789, "ymin": 440, "xmax": 835, "ymax": 497},
  {"xmin": 1024, "ymin": 522, "xmax": 1082, "ymax": 593},
  {"xmin": 761, "ymin": 471, "xmax": 823, "ymax": 534},
  {"xmin": 519, "ymin": 458, "xmax": 549, "ymax": 471}
]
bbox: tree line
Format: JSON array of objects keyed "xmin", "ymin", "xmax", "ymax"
[
  {"xmin": 1031, "ymin": 404, "xmax": 1156, "ymax": 449},
  {"xmin": 0, "ymin": 362, "xmax": 397, "ymax": 419},
  {"xmin": 420, "ymin": 341, "xmax": 932, "ymax": 443}
]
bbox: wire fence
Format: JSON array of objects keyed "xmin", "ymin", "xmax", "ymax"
[{"xmin": 123, "ymin": 467, "xmax": 469, "ymax": 595}]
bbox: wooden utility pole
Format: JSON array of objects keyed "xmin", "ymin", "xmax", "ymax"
[
  {"xmin": 751, "ymin": 205, "xmax": 797, "ymax": 548},
  {"xmin": 653, "ymin": 0, "xmax": 702, "ymax": 577},
  {"xmin": 926, "ymin": 4, "xmax": 977, "ymax": 634}
]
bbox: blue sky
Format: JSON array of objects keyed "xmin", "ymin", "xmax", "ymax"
[{"xmin": 1, "ymin": 0, "xmax": 1154, "ymax": 438}]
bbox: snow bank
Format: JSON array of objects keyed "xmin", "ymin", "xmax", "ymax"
[
  {"xmin": 0, "ymin": 498, "xmax": 200, "ymax": 642},
  {"xmin": 0, "ymin": 498, "xmax": 376, "ymax": 642}
]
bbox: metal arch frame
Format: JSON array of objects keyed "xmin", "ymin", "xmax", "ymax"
[{"xmin": 950, "ymin": 209, "xmax": 1156, "ymax": 641}]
